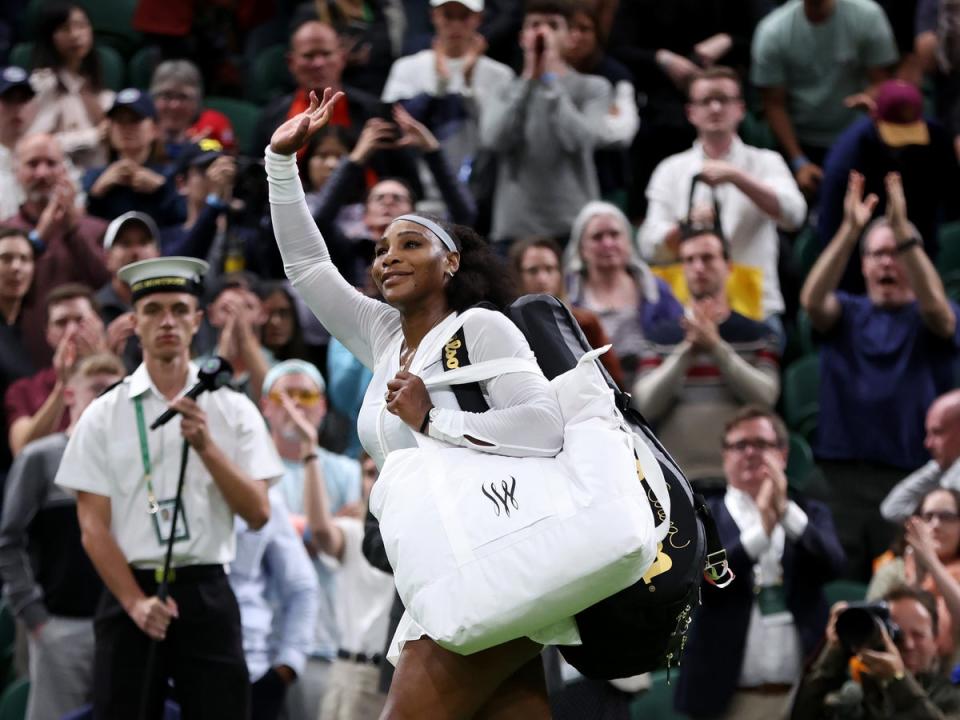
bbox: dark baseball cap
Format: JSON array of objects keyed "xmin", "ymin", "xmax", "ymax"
[
  {"xmin": 176, "ymin": 138, "xmax": 225, "ymax": 176},
  {"xmin": 108, "ymin": 87, "xmax": 156, "ymax": 120},
  {"xmin": 0, "ymin": 66, "xmax": 34, "ymax": 99}
]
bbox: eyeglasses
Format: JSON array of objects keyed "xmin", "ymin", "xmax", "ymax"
[
  {"xmin": 920, "ymin": 510, "xmax": 960, "ymax": 524},
  {"xmin": 689, "ymin": 95, "xmax": 742, "ymax": 108},
  {"xmin": 722, "ymin": 438, "xmax": 782, "ymax": 452},
  {"xmin": 369, "ymin": 192, "xmax": 410, "ymax": 204},
  {"xmin": 863, "ymin": 248, "xmax": 898, "ymax": 260},
  {"xmin": 269, "ymin": 389, "xmax": 322, "ymax": 406}
]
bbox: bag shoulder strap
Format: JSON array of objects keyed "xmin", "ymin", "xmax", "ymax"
[{"xmin": 440, "ymin": 324, "xmax": 490, "ymax": 412}]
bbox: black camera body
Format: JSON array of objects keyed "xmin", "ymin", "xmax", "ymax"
[{"xmin": 835, "ymin": 601, "xmax": 901, "ymax": 654}]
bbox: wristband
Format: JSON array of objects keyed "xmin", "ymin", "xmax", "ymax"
[
  {"xmin": 789, "ymin": 156, "xmax": 811, "ymax": 173},
  {"xmin": 302, "ymin": 453, "xmax": 318, "ymax": 464},
  {"xmin": 27, "ymin": 229, "xmax": 45, "ymax": 254},
  {"xmin": 540, "ymin": 72, "xmax": 558, "ymax": 85},
  {"xmin": 895, "ymin": 237, "xmax": 921, "ymax": 254},
  {"xmin": 206, "ymin": 193, "xmax": 227, "ymax": 210},
  {"xmin": 419, "ymin": 406, "xmax": 433, "ymax": 434}
]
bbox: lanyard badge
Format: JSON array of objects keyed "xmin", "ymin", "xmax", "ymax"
[{"xmin": 134, "ymin": 396, "xmax": 191, "ymax": 545}]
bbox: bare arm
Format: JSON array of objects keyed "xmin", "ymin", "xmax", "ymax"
[
  {"xmin": 886, "ymin": 172, "xmax": 956, "ymax": 338},
  {"xmin": 303, "ymin": 456, "xmax": 345, "ymax": 561},
  {"xmin": 800, "ymin": 171, "xmax": 878, "ymax": 332},
  {"xmin": 172, "ymin": 397, "xmax": 270, "ymax": 529},
  {"xmin": 76, "ymin": 491, "xmax": 178, "ymax": 640},
  {"xmin": 760, "ymin": 86, "xmax": 804, "ymax": 163}
]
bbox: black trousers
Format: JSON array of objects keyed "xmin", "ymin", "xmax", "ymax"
[
  {"xmin": 92, "ymin": 565, "xmax": 250, "ymax": 720},
  {"xmin": 251, "ymin": 669, "xmax": 288, "ymax": 720}
]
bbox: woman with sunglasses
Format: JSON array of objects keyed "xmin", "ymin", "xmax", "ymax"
[
  {"xmin": 267, "ymin": 88, "xmax": 564, "ymax": 718},
  {"xmin": 869, "ymin": 487, "xmax": 960, "ymax": 661}
]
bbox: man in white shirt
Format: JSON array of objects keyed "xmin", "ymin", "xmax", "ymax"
[
  {"xmin": 0, "ymin": 67, "xmax": 36, "ymax": 221},
  {"xmin": 56, "ymin": 256, "xmax": 284, "ymax": 719},
  {"xmin": 381, "ymin": 0, "xmax": 513, "ymax": 178},
  {"xmin": 638, "ymin": 66, "xmax": 807, "ymax": 329},
  {"xmin": 674, "ymin": 405, "xmax": 846, "ymax": 720}
]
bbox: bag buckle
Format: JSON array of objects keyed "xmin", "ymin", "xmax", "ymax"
[{"xmin": 703, "ymin": 550, "xmax": 734, "ymax": 588}]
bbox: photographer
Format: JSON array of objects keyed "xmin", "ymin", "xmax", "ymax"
[{"xmin": 792, "ymin": 587, "xmax": 960, "ymax": 719}]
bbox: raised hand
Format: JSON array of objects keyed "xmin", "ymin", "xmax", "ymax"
[
  {"xmin": 842, "ymin": 170, "xmax": 878, "ymax": 233},
  {"xmin": 393, "ymin": 104, "xmax": 440, "ymax": 153},
  {"xmin": 277, "ymin": 391, "xmax": 319, "ymax": 451},
  {"xmin": 884, "ymin": 172, "xmax": 911, "ymax": 239},
  {"xmin": 270, "ymin": 88, "xmax": 345, "ymax": 156}
]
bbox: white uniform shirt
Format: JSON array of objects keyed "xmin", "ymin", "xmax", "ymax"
[
  {"xmin": 638, "ymin": 137, "xmax": 807, "ymax": 317},
  {"xmin": 724, "ymin": 487, "xmax": 808, "ymax": 687},
  {"xmin": 55, "ymin": 362, "xmax": 284, "ymax": 568}
]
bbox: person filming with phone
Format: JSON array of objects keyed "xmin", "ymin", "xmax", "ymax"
[{"xmin": 791, "ymin": 586, "xmax": 960, "ymax": 719}]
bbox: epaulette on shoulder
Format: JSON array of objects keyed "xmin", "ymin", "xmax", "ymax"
[{"xmin": 98, "ymin": 379, "xmax": 124, "ymax": 398}]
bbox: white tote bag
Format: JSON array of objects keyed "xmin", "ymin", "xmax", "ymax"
[{"xmin": 369, "ymin": 311, "xmax": 667, "ymax": 656}]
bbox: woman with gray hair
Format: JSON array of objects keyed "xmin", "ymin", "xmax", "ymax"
[
  {"xmin": 150, "ymin": 59, "xmax": 236, "ymax": 155},
  {"xmin": 564, "ymin": 200, "xmax": 683, "ymax": 388}
]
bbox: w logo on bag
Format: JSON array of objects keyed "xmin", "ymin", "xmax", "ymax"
[{"xmin": 482, "ymin": 477, "xmax": 519, "ymax": 517}]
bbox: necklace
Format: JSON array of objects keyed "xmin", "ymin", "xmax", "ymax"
[{"xmin": 399, "ymin": 343, "xmax": 418, "ymax": 372}]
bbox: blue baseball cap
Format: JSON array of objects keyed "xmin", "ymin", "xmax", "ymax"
[{"xmin": 108, "ymin": 87, "xmax": 156, "ymax": 120}]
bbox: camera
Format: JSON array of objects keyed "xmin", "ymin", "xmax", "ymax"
[{"xmin": 835, "ymin": 601, "xmax": 901, "ymax": 654}]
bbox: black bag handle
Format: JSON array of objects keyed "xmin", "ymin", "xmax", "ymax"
[{"xmin": 680, "ymin": 173, "xmax": 726, "ymax": 243}]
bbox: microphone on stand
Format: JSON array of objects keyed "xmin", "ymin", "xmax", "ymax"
[{"xmin": 149, "ymin": 356, "xmax": 234, "ymax": 430}]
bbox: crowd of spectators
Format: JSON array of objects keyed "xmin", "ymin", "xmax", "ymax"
[{"xmin": 0, "ymin": 0, "xmax": 959, "ymax": 717}]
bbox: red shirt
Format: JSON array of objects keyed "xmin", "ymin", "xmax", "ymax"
[{"xmin": 4, "ymin": 368, "xmax": 68, "ymax": 435}]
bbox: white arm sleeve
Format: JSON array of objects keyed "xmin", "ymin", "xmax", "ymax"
[
  {"xmin": 266, "ymin": 148, "xmax": 400, "ymax": 368},
  {"xmin": 428, "ymin": 313, "xmax": 564, "ymax": 457}
]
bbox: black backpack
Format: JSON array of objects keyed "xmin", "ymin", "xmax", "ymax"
[{"xmin": 444, "ymin": 295, "xmax": 733, "ymax": 680}]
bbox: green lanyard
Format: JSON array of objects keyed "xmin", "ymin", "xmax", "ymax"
[{"xmin": 133, "ymin": 396, "xmax": 160, "ymax": 515}]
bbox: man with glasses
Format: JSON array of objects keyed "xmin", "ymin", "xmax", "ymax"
[
  {"xmin": 639, "ymin": 66, "xmax": 807, "ymax": 334},
  {"xmin": 802, "ymin": 169, "xmax": 960, "ymax": 581},
  {"xmin": 674, "ymin": 405, "xmax": 845, "ymax": 720},
  {"xmin": 258, "ymin": 360, "xmax": 361, "ymax": 720},
  {"xmin": 633, "ymin": 228, "xmax": 780, "ymax": 492},
  {"xmin": 881, "ymin": 390, "xmax": 960, "ymax": 524}
]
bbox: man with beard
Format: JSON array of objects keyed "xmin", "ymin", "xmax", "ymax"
[
  {"xmin": 801, "ymin": 170, "xmax": 960, "ymax": 581},
  {"xmin": 2, "ymin": 133, "xmax": 109, "ymax": 366}
]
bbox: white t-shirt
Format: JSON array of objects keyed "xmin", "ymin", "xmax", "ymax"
[
  {"xmin": 56, "ymin": 362, "xmax": 284, "ymax": 568},
  {"xmin": 324, "ymin": 517, "xmax": 395, "ymax": 656}
]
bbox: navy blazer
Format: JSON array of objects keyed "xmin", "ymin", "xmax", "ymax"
[{"xmin": 674, "ymin": 491, "xmax": 846, "ymax": 718}]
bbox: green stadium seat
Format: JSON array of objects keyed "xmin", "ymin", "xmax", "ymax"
[
  {"xmin": 127, "ymin": 46, "xmax": 161, "ymax": 91},
  {"xmin": 787, "ymin": 432, "xmax": 815, "ymax": 492},
  {"xmin": 248, "ymin": 45, "xmax": 293, "ymax": 105},
  {"xmin": 630, "ymin": 670, "xmax": 687, "ymax": 720},
  {"xmin": 782, "ymin": 354, "xmax": 820, "ymax": 442},
  {"xmin": 0, "ymin": 677, "xmax": 27, "ymax": 720},
  {"xmin": 935, "ymin": 221, "xmax": 960, "ymax": 276},
  {"xmin": 204, "ymin": 97, "xmax": 261, "ymax": 156},
  {"xmin": 824, "ymin": 579, "xmax": 868, "ymax": 606},
  {"xmin": 77, "ymin": 0, "xmax": 142, "ymax": 58},
  {"xmin": 9, "ymin": 43, "xmax": 125, "ymax": 90},
  {"xmin": 792, "ymin": 224, "xmax": 821, "ymax": 281}
]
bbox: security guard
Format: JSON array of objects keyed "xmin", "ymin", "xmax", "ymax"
[{"xmin": 56, "ymin": 257, "xmax": 284, "ymax": 719}]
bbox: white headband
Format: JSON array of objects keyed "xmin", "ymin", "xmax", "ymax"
[{"xmin": 392, "ymin": 214, "xmax": 458, "ymax": 253}]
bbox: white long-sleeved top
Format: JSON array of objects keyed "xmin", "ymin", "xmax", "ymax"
[
  {"xmin": 637, "ymin": 137, "xmax": 807, "ymax": 317},
  {"xmin": 265, "ymin": 148, "xmax": 564, "ymax": 470}
]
